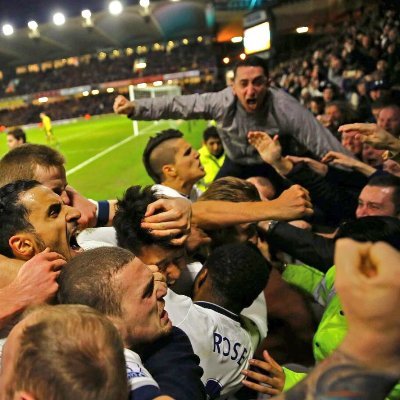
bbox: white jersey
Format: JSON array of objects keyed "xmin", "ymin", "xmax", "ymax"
[
  {"xmin": 171, "ymin": 261, "xmax": 268, "ymax": 340},
  {"xmin": 152, "ymin": 183, "xmax": 202, "ymax": 202},
  {"xmin": 124, "ymin": 348, "xmax": 161, "ymax": 399},
  {"xmin": 165, "ymin": 289, "xmax": 254, "ymax": 399}
]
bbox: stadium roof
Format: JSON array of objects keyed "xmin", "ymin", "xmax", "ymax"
[{"xmin": 0, "ymin": 0, "xmax": 363, "ymax": 69}]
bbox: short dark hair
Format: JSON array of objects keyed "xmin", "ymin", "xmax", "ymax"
[
  {"xmin": 204, "ymin": 243, "xmax": 271, "ymax": 312},
  {"xmin": 57, "ymin": 247, "xmax": 135, "ymax": 316},
  {"xmin": 233, "ymin": 56, "xmax": 269, "ymax": 79},
  {"xmin": 9, "ymin": 305, "xmax": 128, "ymax": 400},
  {"xmin": 0, "ymin": 144, "xmax": 65, "ymax": 187},
  {"xmin": 367, "ymin": 174, "xmax": 400, "ymax": 215},
  {"xmin": 142, "ymin": 129, "xmax": 183, "ymax": 183},
  {"xmin": 203, "ymin": 126, "xmax": 220, "ymax": 142},
  {"xmin": 335, "ymin": 216, "xmax": 400, "ymax": 250},
  {"xmin": 0, "ymin": 180, "xmax": 40, "ymax": 258},
  {"xmin": 7, "ymin": 127, "xmax": 26, "ymax": 143},
  {"xmin": 114, "ymin": 185, "xmax": 174, "ymax": 254}
]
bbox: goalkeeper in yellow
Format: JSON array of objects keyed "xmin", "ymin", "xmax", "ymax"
[{"xmin": 40, "ymin": 112, "xmax": 57, "ymax": 145}]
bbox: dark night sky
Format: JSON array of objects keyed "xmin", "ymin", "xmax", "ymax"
[{"xmin": 0, "ymin": 0, "xmax": 135, "ymax": 28}]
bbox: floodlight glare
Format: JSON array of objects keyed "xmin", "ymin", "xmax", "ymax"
[
  {"xmin": 296, "ymin": 26, "xmax": 309, "ymax": 34},
  {"xmin": 2, "ymin": 24, "xmax": 14, "ymax": 36},
  {"xmin": 139, "ymin": 0, "xmax": 150, "ymax": 7},
  {"xmin": 53, "ymin": 12, "xmax": 66, "ymax": 26},
  {"xmin": 81, "ymin": 9, "xmax": 91, "ymax": 19},
  {"xmin": 28, "ymin": 20, "xmax": 38, "ymax": 30},
  {"xmin": 231, "ymin": 36, "xmax": 243, "ymax": 43},
  {"xmin": 109, "ymin": 1, "xmax": 123, "ymax": 15}
]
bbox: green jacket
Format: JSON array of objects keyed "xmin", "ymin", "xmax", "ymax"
[
  {"xmin": 197, "ymin": 145, "xmax": 225, "ymax": 192},
  {"xmin": 282, "ymin": 264, "xmax": 400, "ymax": 399}
]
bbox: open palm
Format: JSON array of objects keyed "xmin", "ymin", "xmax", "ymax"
[{"xmin": 248, "ymin": 131, "xmax": 282, "ymax": 165}]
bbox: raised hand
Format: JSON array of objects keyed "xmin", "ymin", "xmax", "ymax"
[
  {"xmin": 241, "ymin": 350, "xmax": 285, "ymax": 396},
  {"xmin": 113, "ymin": 95, "xmax": 135, "ymax": 115}
]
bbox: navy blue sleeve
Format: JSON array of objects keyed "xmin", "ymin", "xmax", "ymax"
[
  {"xmin": 129, "ymin": 385, "xmax": 161, "ymax": 400},
  {"xmin": 140, "ymin": 327, "xmax": 206, "ymax": 400}
]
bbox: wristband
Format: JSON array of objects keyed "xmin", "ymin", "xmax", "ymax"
[{"xmin": 96, "ymin": 201, "xmax": 110, "ymax": 227}]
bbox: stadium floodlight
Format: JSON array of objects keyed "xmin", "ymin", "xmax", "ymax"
[
  {"xmin": 91, "ymin": 89, "xmax": 100, "ymax": 95},
  {"xmin": 2, "ymin": 24, "xmax": 14, "ymax": 36},
  {"xmin": 106, "ymin": 87, "xmax": 115, "ymax": 93},
  {"xmin": 38, "ymin": 97, "xmax": 48, "ymax": 103},
  {"xmin": 135, "ymin": 61, "xmax": 147, "ymax": 69},
  {"xmin": 28, "ymin": 20, "xmax": 38, "ymax": 30},
  {"xmin": 53, "ymin": 12, "xmax": 66, "ymax": 26},
  {"xmin": 81, "ymin": 9, "xmax": 91, "ymax": 19},
  {"xmin": 223, "ymin": 57, "xmax": 230, "ymax": 64},
  {"xmin": 197, "ymin": 36, "xmax": 203, "ymax": 42},
  {"xmin": 109, "ymin": 1, "xmax": 123, "ymax": 15},
  {"xmin": 296, "ymin": 26, "xmax": 309, "ymax": 34},
  {"xmin": 231, "ymin": 36, "xmax": 243, "ymax": 43},
  {"xmin": 139, "ymin": 0, "xmax": 150, "ymax": 7},
  {"xmin": 82, "ymin": 91, "xmax": 90, "ymax": 96}
]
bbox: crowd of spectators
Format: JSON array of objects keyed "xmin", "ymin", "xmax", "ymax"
[
  {"xmin": 1, "ymin": 42, "xmax": 217, "ymax": 97},
  {"xmin": 271, "ymin": 4, "xmax": 400, "ymax": 126}
]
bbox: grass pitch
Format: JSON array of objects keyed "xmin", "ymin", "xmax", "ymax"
[{"xmin": 0, "ymin": 114, "xmax": 207, "ymax": 199}]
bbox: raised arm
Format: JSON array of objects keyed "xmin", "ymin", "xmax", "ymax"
[
  {"xmin": 273, "ymin": 239, "xmax": 400, "ymax": 400},
  {"xmin": 113, "ymin": 89, "xmax": 231, "ymax": 121},
  {"xmin": 191, "ymin": 185, "xmax": 313, "ymax": 229}
]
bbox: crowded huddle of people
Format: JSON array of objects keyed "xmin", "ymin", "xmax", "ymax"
[{"xmin": 0, "ymin": 42, "xmax": 400, "ymax": 400}]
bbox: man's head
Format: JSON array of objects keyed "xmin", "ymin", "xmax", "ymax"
[
  {"xmin": 114, "ymin": 185, "xmax": 186, "ymax": 286},
  {"xmin": 341, "ymin": 131, "xmax": 363, "ymax": 155},
  {"xmin": 6, "ymin": 128, "xmax": 26, "ymax": 150},
  {"xmin": 0, "ymin": 304, "xmax": 128, "ymax": 400},
  {"xmin": 246, "ymin": 176, "xmax": 276, "ymax": 200},
  {"xmin": 203, "ymin": 126, "xmax": 223, "ymax": 158},
  {"xmin": 0, "ymin": 144, "xmax": 69, "ymax": 205},
  {"xmin": 199, "ymin": 177, "xmax": 261, "ymax": 247},
  {"xmin": 57, "ymin": 247, "xmax": 172, "ymax": 347},
  {"xmin": 335, "ymin": 216, "xmax": 400, "ymax": 250},
  {"xmin": 0, "ymin": 180, "xmax": 81, "ymax": 260},
  {"xmin": 356, "ymin": 174, "xmax": 400, "ymax": 218},
  {"xmin": 143, "ymin": 129, "xmax": 205, "ymax": 186},
  {"xmin": 377, "ymin": 104, "xmax": 400, "ymax": 137},
  {"xmin": 362, "ymin": 144, "xmax": 384, "ymax": 167},
  {"xmin": 232, "ymin": 56, "xmax": 269, "ymax": 113},
  {"xmin": 193, "ymin": 243, "xmax": 271, "ymax": 314}
]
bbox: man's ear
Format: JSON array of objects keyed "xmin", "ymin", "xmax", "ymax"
[
  {"xmin": 193, "ymin": 267, "xmax": 208, "ymax": 294},
  {"xmin": 162, "ymin": 164, "xmax": 177, "ymax": 179},
  {"xmin": 9, "ymin": 234, "xmax": 37, "ymax": 260},
  {"xmin": 15, "ymin": 391, "xmax": 36, "ymax": 400}
]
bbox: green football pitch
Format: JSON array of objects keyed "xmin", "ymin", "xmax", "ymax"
[{"xmin": 0, "ymin": 114, "xmax": 207, "ymax": 199}]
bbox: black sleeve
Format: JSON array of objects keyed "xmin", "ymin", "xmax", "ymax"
[
  {"xmin": 140, "ymin": 327, "xmax": 206, "ymax": 400},
  {"xmin": 286, "ymin": 162, "xmax": 359, "ymax": 225},
  {"xmin": 266, "ymin": 221, "xmax": 335, "ymax": 272}
]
